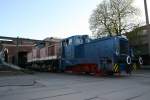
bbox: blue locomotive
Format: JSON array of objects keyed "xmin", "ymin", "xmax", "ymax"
[
  {"xmin": 60, "ymin": 35, "xmax": 133, "ymax": 74},
  {"xmin": 26, "ymin": 35, "xmax": 138, "ymax": 75}
]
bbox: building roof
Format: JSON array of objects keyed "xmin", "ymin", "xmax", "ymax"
[{"xmin": 43, "ymin": 37, "xmax": 62, "ymax": 42}]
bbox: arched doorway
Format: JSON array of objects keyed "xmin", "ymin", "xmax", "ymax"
[{"xmin": 4, "ymin": 48, "xmax": 8, "ymax": 62}]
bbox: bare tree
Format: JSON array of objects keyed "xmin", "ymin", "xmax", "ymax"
[{"xmin": 89, "ymin": 0, "xmax": 139, "ymax": 38}]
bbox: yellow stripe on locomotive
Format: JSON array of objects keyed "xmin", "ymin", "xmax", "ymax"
[
  {"xmin": 133, "ymin": 63, "xmax": 137, "ymax": 71},
  {"xmin": 113, "ymin": 64, "xmax": 119, "ymax": 72}
]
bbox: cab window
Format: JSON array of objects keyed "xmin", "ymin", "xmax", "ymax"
[{"xmin": 75, "ymin": 37, "xmax": 83, "ymax": 45}]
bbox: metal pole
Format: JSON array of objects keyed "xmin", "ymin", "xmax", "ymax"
[
  {"xmin": 144, "ymin": 0, "xmax": 149, "ymax": 25},
  {"xmin": 144, "ymin": 0, "xmax": 150, "ymax": 57}
]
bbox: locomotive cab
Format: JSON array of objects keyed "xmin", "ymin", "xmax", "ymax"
[
  {"xmin": 61, "ymin": 35, "xmax": 91, "ymax": 58},
  {"xmin": 61, "ymin": 35, "xmax": 91, "ymax": 69}
]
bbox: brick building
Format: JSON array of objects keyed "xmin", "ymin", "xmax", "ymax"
[{"xmin": 0, "ymin": 36, "xmax": 38, "ymax": 66}]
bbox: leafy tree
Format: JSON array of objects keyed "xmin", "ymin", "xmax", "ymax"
[{"xmin": 89, "ymin": 0, "xmax": 139, "ymax": 38}]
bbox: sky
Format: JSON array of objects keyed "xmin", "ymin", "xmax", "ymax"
[{"xmin": 0, "ymin": 0, "xmax": 150, "ymax": 40}]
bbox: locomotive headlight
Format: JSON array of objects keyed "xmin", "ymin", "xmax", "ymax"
[
  {"xmin": 139, "ymin": 57, "xmax": 143, "ymax": 65},
  {"xmin": 126, "ymin": 56, "xmax": 132, "ymax": 65},
  {"xmin": 115, "ymin": 49, "xmax": 119, "ymax": 56}
]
